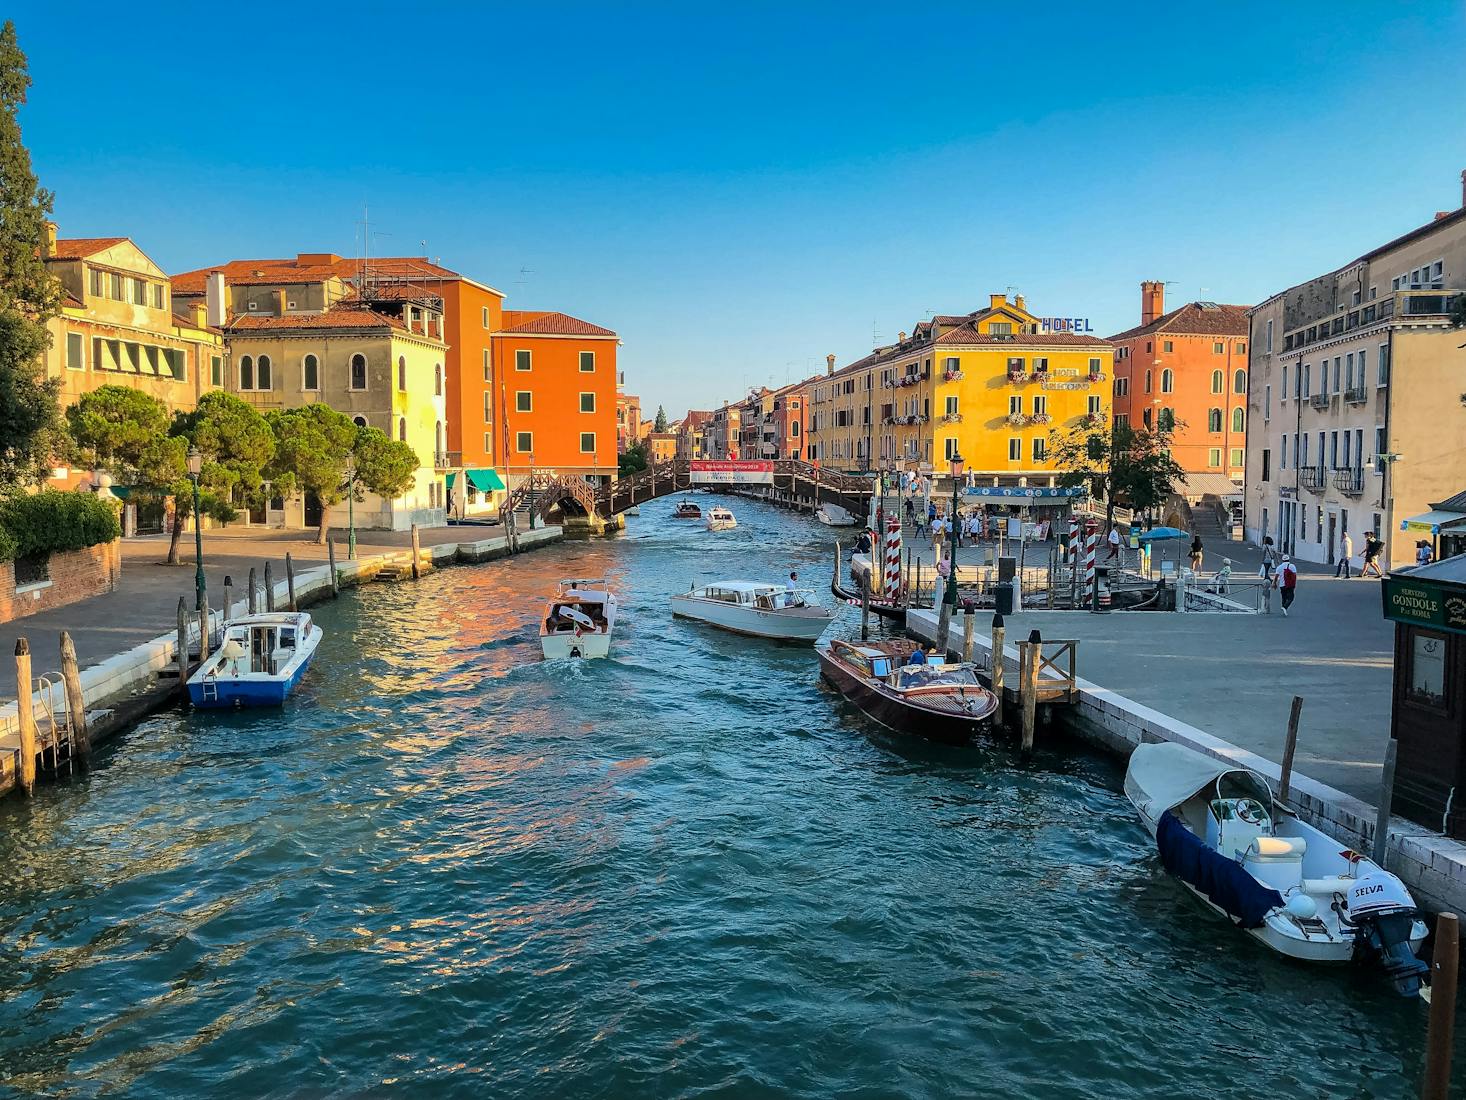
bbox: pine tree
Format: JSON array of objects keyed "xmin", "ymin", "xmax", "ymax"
[
  {"xmin": 654, "ymin": 405, "xmax": 668, "ymax": 433},
  {"xmin": 0, "ymin": 21, "xmax": 61, "ymax": 494}
]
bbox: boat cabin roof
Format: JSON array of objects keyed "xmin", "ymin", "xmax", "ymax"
[
  {"xmin": 701, "ymin": 580, "xmax": 779, "ymax": 595},
  {"xmin": 228, "ymin": 612, "xmax": 311, "ymax": 629}
]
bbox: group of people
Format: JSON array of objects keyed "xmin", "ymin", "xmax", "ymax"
[{"xmin": 1327, "ymin": 531, "xmax": 1389, "ymax": 579}]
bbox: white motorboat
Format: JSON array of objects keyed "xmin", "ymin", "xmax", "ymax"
[
  {"xmin": 670, "ymin": 581, "xmax": 834, "ymax": 642},
  {"xmin": 705, "ymin": 506, "xmax": 737, "ymax": 531},
  {"xmin": 815, "ymin": 503, "xmax": 857, "ymax": 527},
  {"xmin": 187, "ymin": 611, "xmax": 322, "ymax": 708},
  {"xmin": 540, "ymin": 577, "xmax": 617, "ymax": 659},
  {"xmin": 1124, "ymin": 741, "xmax": 1428, "ymax": 996}
]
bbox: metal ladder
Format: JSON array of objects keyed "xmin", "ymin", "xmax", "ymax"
[{"xmin": 34, "ymin": 673, "xmax": 75, "ymax": 777}]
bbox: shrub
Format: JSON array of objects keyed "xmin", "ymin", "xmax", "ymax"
[{"xmin": 0, "ymin": 490, "xmax": 121, "ymax": 562}]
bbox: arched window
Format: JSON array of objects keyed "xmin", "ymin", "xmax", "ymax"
[
  {"xmin": 1208, "ymin": 408, "xmax": 1223, "ymax": 432},
  {"xmin": 239, "ymin": 354, "xmax": 254, "ymax": 390},
  {"xmin": 1144, "ymin": 369, "xmax": 1152, "ymax": 393},
  {"xmin": 1234, "ymin": 369, "xmax": 1246, "ymax": 394},
  {"xmin": 434, "ymin": 364, "xmax": 442, "ymax": 396},
  {"xmin": 256, "ymin": 354, "xmax": 272, "ymax": 390},
  {"xmin": 1232, "ymin": 408, "xmax": 1244, "ymax": 433},
  {"xmin": 1211, "ymin": 370, "xmax": 1223, "ymax": 394},
  {"xmin": 1161, "ymin": 368, "xmax": 1174, "ymax": 393},
  {"xmin": 397, "ymin": 356, "xmax": 406, "ymax": 390},
  {"xmin": 1142, "ymin": 407, "xmax": 1153, "ymax": 429},
  {"xmin": 352, "ymin": 415, "xmax": 368, "ymax": 429},
  {"xmin": 435, "ymin": 420, "xmax": 443, "ymax": 455},
  {"xmin": 398, "ymin": 417, "xmax": 407, "ymax": 442},
  {"xmin": 302, "ymin": 353, "xmax": 319, "ymax": 390},
  {"xmin": 351, "ymin": 354, "xmax": 367, "ymax": 391},
  {"xmin": 1158, "ymin": 407, "xmax": 1175, "ymax": 432}
]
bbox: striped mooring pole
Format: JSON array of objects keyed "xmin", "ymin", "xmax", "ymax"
[
  {"xmin": 1084, "ymin": 531, "xmax": 1098, "ymax": 594},
  {"xmin": 884, "ymin": 516, "xmax": 904, "ymax": 601}
]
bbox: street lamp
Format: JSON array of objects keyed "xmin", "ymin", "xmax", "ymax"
[
  {"xmin": 187, "ymin": 446, "xmax": 205, "ymax": 611},
  {"xmin": 345, "ymin": 455, "xmax": 357, "ymax": 560}
]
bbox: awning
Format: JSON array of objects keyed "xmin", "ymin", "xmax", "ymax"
[
  {"xmin": 1180, "ymin": 472, "xmax": 1243, "ymax": 499},
  {"xmin": 1400, "ymin": 509, "xmax": 1466, "ymax": 535},
  {"xmin": 456, "ymin": 469, "xmax": 506, "ymax": 492}
]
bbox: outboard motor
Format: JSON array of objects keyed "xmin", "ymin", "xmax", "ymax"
[{"xmin": 1346, "ymin": 873, "xmax": 1429, "ymax": 997}]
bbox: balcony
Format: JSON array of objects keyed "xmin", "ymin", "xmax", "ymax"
[
  {"xmin": 1028, "ymin": 412, "xmax": 1052, "ymax": 426},
  {"xmin": 1007, "ymin": 370, "xmax": 1026, "ymax": 385},
  {"xmin": 1344, "ymin": 385, "xmax": 1367, "ymax": 405},
  {"xmin": 1333, "ymin": 468, "xmax": 1365, "ymax": 496},
  {"xmin": 435, "ymin": 450, "xmax": 461, "ymax": 470},
  {"xmin": 1308, "ymin": 391, "xmax": 1331, "ymax": 410},
  {"xmin": 939, "ymin": 413, "xmax": 963, "ymax": 424},
  {"xmin": 1300, "ymin": 466, "xmax": 1326, "ymax": 492}
]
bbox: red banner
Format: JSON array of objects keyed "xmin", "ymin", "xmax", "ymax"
[{"xmin": 689, "ymin": 460, "xmax": 775, "ymax": 485}]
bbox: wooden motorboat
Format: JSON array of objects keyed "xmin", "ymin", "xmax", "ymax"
[
  {"xmin": 1124, "ymin": 741, "xmax": 1428, "ymax": 996},
  {"xmin": 540, "ymin": 577, "xmax": 617, "ymax": 659},
  {"xmin": 817, "ymin": 638, "xmax": 998, "ymax": 743},
  {"xmin": 670, "ymin": 580, "xmax": 834, "ymax": 642},
  {"xmin": 673, "ymin": 500, "xmax": 702, "ymax": 520},
  {"xmin": 705, "ymin": 506, "xmax": 737, "ymax": 531},
  {"xmin": 188, "ymin": 611, "xmax": 322, "ymax": 708}
]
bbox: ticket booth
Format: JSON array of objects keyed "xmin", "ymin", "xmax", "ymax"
[{"xmin": 1383, "ymin": 557, "xmax": 1466, "ymax": 837}]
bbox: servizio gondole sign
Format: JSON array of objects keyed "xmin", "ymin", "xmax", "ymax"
[
  {"xmin": 689, "ymin": 460, "xmax": 775, "ymax": 485},
  {"xmin": 1381, "ymin": 577, "xmax": 1466, "ymax": 636}
]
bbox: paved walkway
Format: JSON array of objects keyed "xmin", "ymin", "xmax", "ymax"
[{"xmin": 1, "ymin": 521, "xmax": 505, "ymax": 695}]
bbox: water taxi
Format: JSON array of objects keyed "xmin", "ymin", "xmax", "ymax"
[
  {"xmin": 187, "ymin": 611, "xmax": 322, "ymax": 708},
  {"xmin": 540, "ymin": 577, "xmax": 617, "ymax": 659},
  {"xmin": 705, "ymin": 506, "xmax": 737, "ymax": 531},
  {"xmin": 816, "ymin": 638, "xmax": 998, "ymax": 742},
  {"xmin": 670, "ymin": 581, "xmax": 834, "ymax": 642},
  {"xmin": 673, "ymin": 500, "xmax": 702, "ymax": 520},
  {"xmin": 1124, "ymin": 741, "xmax": 1428, "ymax": 997}
]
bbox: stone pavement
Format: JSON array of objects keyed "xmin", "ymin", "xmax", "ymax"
[{"xmin": 0, "ymin": 521, "xmax": 505, "ymax": 696}]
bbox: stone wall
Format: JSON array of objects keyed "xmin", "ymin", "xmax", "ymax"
[{"xmin": 0, "ymin": 541, "xmax": 121, "ymax": 624}]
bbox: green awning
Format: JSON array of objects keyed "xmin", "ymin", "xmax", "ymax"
[{"xmin": 466, "ymin": 469, "xmax": 506, "ymax": 492}]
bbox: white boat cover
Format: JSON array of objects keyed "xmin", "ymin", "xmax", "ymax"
[{"xmin": 1127, "ymin": 742, "xmax": 1250, "ymax": 822}]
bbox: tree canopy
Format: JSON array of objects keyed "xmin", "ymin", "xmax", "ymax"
[
  {"xmin": 351, "ymin": 425, "xmax": 418, "ymax": 500},
  {"xmin": 0, "ymin": 21, "xmax": 61, "ymax": 492},
  {"xmin": 653, "ymin": 405, "xmax": 668, "ymax": 433},
  {"xmin": 618, "ymin": 441, "xmax": 648, "ymax": 477},
  {"xmin": 1047, "ymin": 419, "xmax": 1187, "ymax": 528}
]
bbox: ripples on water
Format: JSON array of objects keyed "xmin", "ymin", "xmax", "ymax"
[{"xmin": 0, "ymin": 497, "xmax": 1446, "ymax": 1097}]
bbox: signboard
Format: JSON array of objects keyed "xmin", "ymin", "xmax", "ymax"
[
  {"xmin": 963, "ymin": 486, "xmax": 1086, "ymax": 499},
  {"xmin": 690, "ymin": 460, "xmax": 774, "ymax": 485},
  {"xmin": 1038, "ymin": 317, "xmax": 1094, "ymax": 334},
  {"xmin": 1382, "ymin": 577, "xmax": 1466, "ymax": 636}
]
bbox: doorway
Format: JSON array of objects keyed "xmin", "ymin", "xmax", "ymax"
[
  {"xmin": 304, "ymin": 492, "xmax": 323, "ymax": 529},
  {"xmin": 1327, "ymin": 513, "xmax": 1337, "ymax": 565}
]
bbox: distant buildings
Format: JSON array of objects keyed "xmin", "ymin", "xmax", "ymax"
[
  {"xmin": 616, "ymin": 391, "xmax": 643, "ymax": 453},
  {"xmin": 1244, "ymin": 176, "xmax": 1466, "ymax": 569},
  {"xmin": 677, "ymin": 411, "xmax": 712, "ymax": 460}
]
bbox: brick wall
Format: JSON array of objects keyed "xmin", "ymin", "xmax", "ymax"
[{"xmin": 0, "ymin": 541, "xmax": 121, "ymax": 624}]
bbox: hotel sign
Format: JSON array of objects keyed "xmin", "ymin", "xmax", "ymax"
[
  {"xmin": 1382, "ymin": 577, "xmax": 1466, "ymax": 636},
  {"xmin": 1038, "ymin": 317, "xmax": 1094, "ymax": 333},
  {"xmin": 690, "ymin": 460, "xmax": 774, "ymax": 485}
]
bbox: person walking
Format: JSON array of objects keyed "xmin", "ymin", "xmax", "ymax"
[
  {"xmin": 1335, "ymin": 532, "xmax": 1354, "ymax": 578},
  {"xmin": 1417, "ymin": 540, "xmax": 1435, "ymax": 566},
  {"xmin": 1260, "ymin": 536, "xmax": 1277, "ymax": 581},
  {"xmin": 1275, "ymin": 553, "xmax": 1298, "ymax": 616},
  {"xmin": 1188, "ymin": 534, "xmax": 1204, "ymax": 573},
  {"xmin": 1105, "ymin": 524, "xmax": 1122, "ymax": 563},
  {"xmin": 1361, "ymin": 533, "xmax": 1385, "ymax": 578}
]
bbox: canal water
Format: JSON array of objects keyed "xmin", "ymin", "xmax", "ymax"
[{"xmin": 0, "ymin": 495, "xmax": 1447, "ymax": 1097}]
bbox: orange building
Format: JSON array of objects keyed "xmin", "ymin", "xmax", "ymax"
[
  {"xmin": 616, "ymin": 392, "xmax": 643, "ymax": 453},
  {"xmin": 1108, "ymin": 282, "xmax": 1250, "ymax": 481},
  {"xmin": 491, "ymin": 311, "xmax": 619, "ymax": 486}
]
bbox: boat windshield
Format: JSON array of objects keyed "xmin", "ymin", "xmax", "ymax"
[{"xmin": 894, "ymin": 665, "xmax": 981, "ymax": 690}]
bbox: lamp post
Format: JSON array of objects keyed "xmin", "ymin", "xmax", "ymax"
[
  {"xmin": 936, "ymin": 452, "xmax": 964, "ymax": 655},
  {"xmin": 528, "ymin": 451, "xmax": 537, "ymax": 529},
  {"xmin": 187, "ymin": 446, "xmax": 206, "ymax": 611},
  {"xmin": 345, "ymin": 456, "xmax": 357, "ymax": 561}
]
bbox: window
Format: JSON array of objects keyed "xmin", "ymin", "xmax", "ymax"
[
  {"xmin": 1358, "ymin": 347, "xmax": 1369, "ymax": 382},
  {"xmin": 1143, "ymin": 408, "xmax": 1152, "ymax": 429},
  {"xmin": 1333, "ymin": 357, "xmax": 1342, "ymax": 393},
  {"xmin": 1032, "ymin": 437, "xmax": 1046, "ymax": 461},
  {"xmin": 516, "ymin": 431, "xmax": 533, "ymax": 453},
  {"xmin": 944, "ymin": 395, "xmax": 958, "ymax": 416},
  {"xmin": 1233, "ymin": 369, "xmax": 1246, "ymax": 394},
  {"xmin": 1032, "ymin": 395, "xmax": 1047, "ymax": 417},
  {"xmin": 110, "ymin": 273, "xmax": 123, "ymax": 299},
  {"xmin": 482, "ymin": 348, "xmax": 491, "ymax": 382},
  {"xmin": 239, "ymin": 354, "xmax": 254, "ymax": 390},
  {"xmin": 1208, "ymin": 408, "xmax": 1223, "ymax": 432},
  {"xmin": 1345, "ymin": 352, "xmax": 1354, "ymax": 389},
  {"xmin": 434, "ymin": 364, "xmax": 443, "ymax": 396},
  {"xmin": 1211, "ymin": 370, "xmax": 1223, "ymax": 393},
  {"xmin": 483, "ymin": 392, "xmax": 492, "ymax": 421},
  {"xmin": 484, "ymin": 432, "xmax": 492, "ymax": 452},
  {"xmin": 1088, "ymin": 395, "xmax": 1101, "ymax": 415},
  {"xmin": 990, "ymin": 322, "xmax": 1012, "ymax": 335},
  {"xmin": 1033, "ymin": 357, "xmax": 1049, "ymax": 374},
  {"xmin": 1009, "ymin": 395, "xmax": 1022, "ymax": 417},
  {"xmin": 88, "ymin": 269, "xmax": 103, "ymax": 296},
  {"xmin": 1236, "ymin": 342, "xmax": 1246, "ymax": 354},
  {"xmin": 1342, "ymin": 431, "xmax": 1351, "ymax": 468},
  {"xmin": 256, "ymin": 354, "xmax": 272, "ymax": 390},
  {"xmin": 1088, "ymin": 357, "xmax": 1101, "ymax": 374},
  {"xmin": 1281, "ymin": 434, "xmax": 1288, "ymax": 468},
  {"xmin": 210, "ymin": 355, "xmax": 222, "ymax": 387},
  {"xmin": 1008, "ymin": 437, "xmax": 1021, "ymax": 461},
  {"xmin": 1006, "ymin": 356, "xmax": 1025, "ymax": 373},
  {"xmin": 1261, "ymin": 449, "xmax": 1270, "ymax": 482},
  {"xmin": 1301, "ymin": 435, "xmax": 1308, "ymax": 468},
  {"xmin": 302, "ymin": 354, "xmax": 319, "ymax": 390},
  {"xmin": 515, "ymin": 350, "xmax": 531, "ymax": 371},
  {"xmin": 1163, "ymin": 340, "xmax": 1174, "ymax": 353},
  {"xmin": 1213, "ymin": 342, "xmax": 1224, "ymax": 354},
  {"xmin": 516, "ymin": 391, "xmax": 532, "ymax": 412},
  {"xmin": 1208, "ymin": 448, "xmax": 1222, "ymax": 468},
  {"xmin": 1264, "ymin": 384, "xmax": 1271, "ymax": 421},
  {"xmin": 1232, "ymin": 408, "xmax": 1244, "ymax": 433},
  {"xmin": 65, "ymin": 332, "xmax": 83, "ymax": 370},
  {"xmin": 399, "ymin": 417, "xmax": 407, "ymax": 442},
  {"xmin": 152, "ymin": 284, "xmax": 165, "ymax": 309},
  {"xmin": 1161, "ymin": 369, "xmax": 1174, "ymax": 393},
  {"xmin": 131, "ymin": 278, "xmax": 146, "ymax": 305},
  {"xmin": 1114, "ymin": 377, "xmax": 1129, "ymax": 397},
  {"xmin": 1158, "ymin": 407, "xmax": 1175, "ymax": 431},
  {"xmin": 580, "ymin": 432, "xmax": 596, "ymax": 453},
  {"xmin": 482, "ymin": 306, "xmax": 490, "ymax": 329},
  {"xmin": 579, "ymin": 351, "xmax": 595, "ymax": 372},
  {"xmin": 943, "ymin": 437, "xmax": 959, "ymax": 460},
  {"xmin": 1282, "ymin": 365, "xmax": 1289, "ymax": 398},
  {"xmin": 145, "ymin": 345, "xmax": 160, "ymax": 374},
  {"xmin": 1301, "ymin": 364, "xmax": 1310, "ymax": 397},
  {"xmin": 1266, "ymin": 320, "xmax": 1273, "ymax": 352},
  {"xmin": 1375, "ymin": 426, "xmax": 1387, "ymax": 471},
  {"xmin": 1329, "ymin": 431, "xmax": 1338, "ymax": 469},
  {"xmin": 398, "ymin": 356, "xmax": 407, "ymax": 390},
  {"xmin": 1378, "ymin": 343, "xmax": 1390, "ymax": 385},
  {"xmin": 1230, "ymin": 448, "xmax": 1244, "ymax": 468},
  {"xmin": 1144, "ymin": 369, "xmax": 1153, "ymax": 393},
  {"xmin": 350, "ymin": 354, "xmax": 367, "ymax": 390},
  {"xmin": 579, "ymin": 392, "xmax": 595, "ymax": 413}
]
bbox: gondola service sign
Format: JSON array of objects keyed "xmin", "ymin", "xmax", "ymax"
[{"xmin": 690, "ymin": 460, "xmax": 774, "ymax": 485}]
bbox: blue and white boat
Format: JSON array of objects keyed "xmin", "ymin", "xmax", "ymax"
[{"xmin": 187, "ymin": 611, "xmax": 322, "ymax": 708}]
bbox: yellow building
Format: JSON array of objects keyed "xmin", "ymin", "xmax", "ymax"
[{"xmin": 809, "ymin": 294, "xmax": 1111, "ymax": 483}]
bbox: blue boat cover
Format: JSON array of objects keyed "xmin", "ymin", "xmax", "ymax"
[{"xmin": 1155, "ymin": 811, "xmax": 1283, "ymax": 929}]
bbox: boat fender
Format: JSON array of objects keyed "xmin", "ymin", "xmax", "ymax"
[{"xmin": 1283, "ymin": 893, "xmax": 1317, "ymax": 919}]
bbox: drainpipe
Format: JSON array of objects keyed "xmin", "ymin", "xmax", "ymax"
[
  {"xmin": 1381, "ymin": 325, "xmax": 1396, "ymax": 566},
  {"xmin": 1292, "ymin": 355, "xmax": 1303, "ymax": 555}
]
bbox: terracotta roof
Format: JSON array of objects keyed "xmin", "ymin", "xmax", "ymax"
[
  {"xmin": 1108, "ymin": 301, "xmax": 1251, "ymax": 342},
  {"xmin": 347, "ymin": 284, "xmax": 444, "ymax": 303},
  {"xmin": 222, "ymin": 306, "xmax": 405, "ymax": 333},
  {"xmin": 328, "ymin": 255, "xmax": 464, "ymax": 281},
  {"xmin": 48, "ymin": 237, "xmax": 127, "ymax": 260},
  {"xmin": 496, "ymin": 311, "xmax": 616, "ymax": 337},
  {"xmin": 682, "ymin": 410, "xmax": 713, "ymax": 429},
  {"xmin": 60, "ymin": 289, "xmax": 85, "ymax": 309},
  {"xmin": 170, "ymin": 260, "xmax": 342, "ymax": 295}
]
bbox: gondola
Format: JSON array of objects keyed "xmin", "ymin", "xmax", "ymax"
[{"xmin": 830, "ymin": 540, "xmax": 908, "ymax": 621}]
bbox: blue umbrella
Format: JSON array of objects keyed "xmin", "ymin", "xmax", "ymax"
[{"xmin": 1138, "ymin": 526, "xmax": 1190, "ymax": 542}]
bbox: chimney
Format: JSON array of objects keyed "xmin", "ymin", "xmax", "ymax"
[
  {"xmin": 190, "ymin": 301, "xmax": 207, "ymax": 328},
  {"xmin": 1461, "ymin": 168, "xmax": 1466, "ymax": 208},
  {"xmin": 1014, "ymin": 294, "xmax": 1025, "ymax": 311},
  {"xmin": 1141, "ymin": 280, "xmax": 1165, "ymax": 325},
  {"xmin": 41, "ymin": 221, "xmax": 57, "ymax": 258},
  {"xmin": 205, "ymin": 271, "xmax": 226, "ymax": 328},
  {"xmin": 898, "ymin": 331, "xmax": 907, "ymax": 343},
  {"xmin": 989, "ymin": 293, "xmax": 1007, "ymax": 310},
  {"xmin": 826, "ymin": 353, "xmax": 836, "ymax": 375}
]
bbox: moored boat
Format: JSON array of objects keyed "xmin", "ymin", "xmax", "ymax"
[
  {"xmin": 540, "ymin": 578, "xmax": 617, "ymax": 659},
  {"xmin": 187, "ymin": 611, "xmax": 322, "ymax": 708},
  {"xmin": 1124, "ymin": 741, "xmax": 1428, "ymax": 996},
  {"xmin": 816, "ymin": 503, "xmax": 857, "ymax": 527},
  {"xmin": 705, "ymin": 506, "xmax": 737, "ymax": 531},
  {"xmin": 673, "ymin": 500, "xmax": 702, "ymax": 520},
  {"xmin": 670, "ymin": 580, "xmax": 834, "ymax": 642},
  {"xmin": 816, "ymin": 638, "xmax": 998, "ymax": 743}
]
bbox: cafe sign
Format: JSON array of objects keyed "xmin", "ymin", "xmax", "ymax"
[{"xmin": 1382, "ymin": 577, "xmax": 1466, "ymax": 635}]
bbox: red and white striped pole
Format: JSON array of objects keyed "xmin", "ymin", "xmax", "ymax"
[
  {"xmin": 1067, "ymin": 516, "xmax": 1080, "ymax": 563},
  {"xmin": 884, "ymin": 516, "xmax": 904, "ymax": 602},
  {"xmin": 1084, "ymin": 530, "xmax": 1097, "ymax": 597}
]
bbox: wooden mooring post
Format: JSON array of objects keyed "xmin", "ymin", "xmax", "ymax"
[
  {"xmin": 1279, "ymin": 695, "xmax": 1303, "ymax": 803},
  {"xmin": 264, "ymin": 562, "xmax": 275, "ymax": 612},
  {"xmin": 176, "ymin": 597, "xmax": 190, "ymax": 703},
  {"xmin": 990, "ymin": 613, "xmax": 1005, "ymax": 729},
  {"xmin": 1423, "ymin": 911, "xmax": 1459, "ymax": 1100},
  {"xmin": 58, "ymin": 631, "xmax": 91, "ymax": 769},
  {"xmin": 285, "ymin": 552, "xmax": 298, "ymax": 611},
  {"xmin": 327, "ymin": 539, "xmax": 339, "ymax": 597},
  {"xmin": 222, "ymin": 575, "xmax": 234, "ymax": 622},
  {"xmin": 962, "ymin": 605, "xmax": 976, "ymax": 663},
  {"xmin": 13, "ymin": 639, "xmax": 38, "ymax": 796},
  {"xmin": 410, "ymin": 524, "xmax": 422, "ymax": 580},
  {"xmin": 1373, "ymin": 738, "xmax": 1399, "ymax": 867},
  {"xmin": 860, "ymin": 575, "xmax": 871, "ymax": 642},
  {"xmin": 247, "ymin": 567, "xmax": 258, "ymax": 615},
  {"xmin": 198, "ymin": 593, "xmax": 212, "ymax": 662},
  {"xmin": 1020, "ymin": 629, "xmax": 1042, "ymax": 753}
]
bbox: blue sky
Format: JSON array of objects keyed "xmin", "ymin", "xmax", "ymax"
[{"xmin": 16, "ymin": 3, "xmax": 1466, "ymax": 417}]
